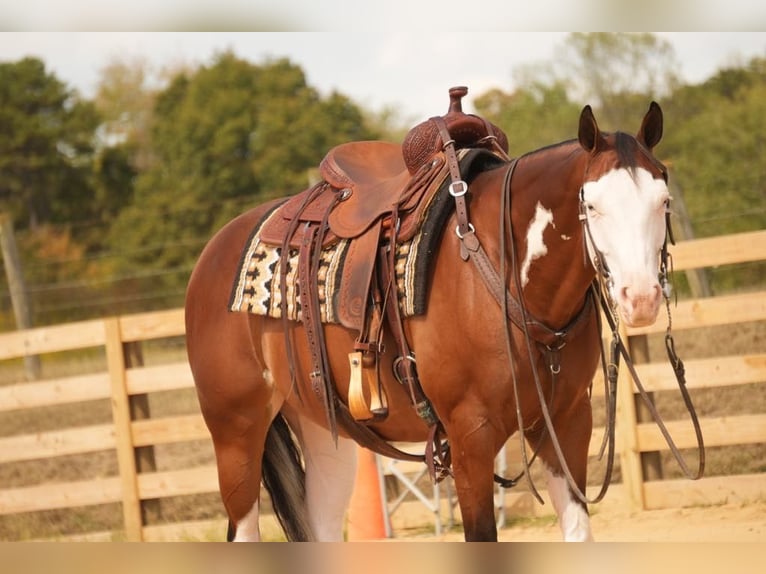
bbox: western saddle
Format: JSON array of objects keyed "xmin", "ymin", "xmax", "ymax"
[{"xmin": 257, "ymin": 86, "xmax": 510, "ymax": 434}]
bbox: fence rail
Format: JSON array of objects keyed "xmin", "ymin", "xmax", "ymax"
[{"xmin": 1, "ymin": 230, "xmax": 764, "ymax": 541}]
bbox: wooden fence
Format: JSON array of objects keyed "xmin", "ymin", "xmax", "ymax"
[{"xmin": 0, "ymin": 230, "xmax": 764, "ymax": 541}]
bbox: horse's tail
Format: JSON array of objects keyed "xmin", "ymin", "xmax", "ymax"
[{"xmin": 261, "ymin": 412, "xmax": 315, "ymax": 541}]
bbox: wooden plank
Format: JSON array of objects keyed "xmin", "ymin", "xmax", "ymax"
[
  {"xmin": 0, "ymin": 319, "xmax": 106, "ymax": 360},
  {"xmin": 0, "ymin": 372, "xmax": 111, "ymax": 412},
  {"xmin": 0, "ymin": 423, "xmax": 115, "ymax": 464},
  {"xmin": 0, "ymin": 476, "xmax": 122, "ymax": 514},
  {"xmin": 119, "ymin": 308, "xmax": 185, "ymax": 342},
  {"xmin": 125, "ymin": 362, "xmax": 195, "ymax": 395},
  {"xmin": 104, "ymin": 317, "xmax": 144, "ymax": 541},
  {"xmin": 32, "ymin": 529, "xmax": 118, "ymax": 542},
  {"xmin": 131, "ymin": 414, "xmax": 209, "ymax": 447},
  {"xmin": 632, "ymin": 354, "xmax": 766, "ymax": 393},
  {"xmin": 670, "ymin": 230, "xmax": 766, "ymax": 271},
  {"xmin": 137, "ymin": 465, "xmax": 219, "ymax": 499},
  {"xmin": 643, "ymin": 472, "xmax": 766, "ymax": 509},
  {"xmin": 627, "ymin": 291, "xmax": 766, "ymax": 335},
  {"xmin": 636, "ymin": 413, "xmax": 766, "ymax": 452}
]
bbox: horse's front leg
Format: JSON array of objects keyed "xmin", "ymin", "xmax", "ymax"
[
  {"xmin": 448, "ymin": 416, "xmax": 501, "ymax": 541},
  {"xmin": 530, "ymin": 391, "xmax": 594, "ymax": 542}
]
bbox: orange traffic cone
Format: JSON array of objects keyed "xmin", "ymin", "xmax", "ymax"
[{"xmin": 346, "ymin": 446, "xmax": 388, "ymax": 540}]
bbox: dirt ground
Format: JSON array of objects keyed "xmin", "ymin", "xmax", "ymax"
[{"xmin": 405, "ymin": 500, "xmax": 766, "ymax": 542}]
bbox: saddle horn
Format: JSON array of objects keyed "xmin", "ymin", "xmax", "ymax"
[{"xmin": 402, "ymin": 86, "xmax": 509, "ymax": 174}]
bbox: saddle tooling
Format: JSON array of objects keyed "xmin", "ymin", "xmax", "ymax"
[{"xmin": 229, "ymin": 87, "xmax": 510, "ymax": 445}]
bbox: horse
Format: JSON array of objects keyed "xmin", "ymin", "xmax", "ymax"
[{"xmin": 185, "ymin": 100, "xmax": 670, "ymax": 542}]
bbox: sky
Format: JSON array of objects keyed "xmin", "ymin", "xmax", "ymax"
[{"xmin": 1, "ymin": 32, "xmax": 764, "ymax": 122}]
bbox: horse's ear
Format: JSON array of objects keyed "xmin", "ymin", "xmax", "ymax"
[
  {"xmin": 578, "ymin": 105, "xmax": 605, "ymax": 155},
  {"xmin": 637, "ymin": 101, "xmax": 663, "ymax": 151}
]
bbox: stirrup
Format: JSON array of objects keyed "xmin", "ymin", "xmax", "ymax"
[{"xmin": 347, "ymin": 351, "xmax": 389, "ymax": 422}]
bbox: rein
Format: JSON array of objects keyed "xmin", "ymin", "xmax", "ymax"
[{"xmin": 449, "ymin": 150, "xmax": 704, "ymax": 504}]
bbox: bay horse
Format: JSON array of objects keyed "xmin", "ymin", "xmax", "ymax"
[{"xmin": 185, "ymin": 101, "xmax": 670, "ymax": 542}]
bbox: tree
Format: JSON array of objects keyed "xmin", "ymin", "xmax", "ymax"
[
  {"xmin": 552, "ymin": 33, "xmax": 681, "ymax": 128},
  {"xmin": 105, "ymin": 53, "xmax": 380, "ymax": 302},
  {"xmin": 0, "ymin": 57, "xmax": 101, "ymax": 230}
]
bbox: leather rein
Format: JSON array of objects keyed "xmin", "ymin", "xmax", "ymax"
[{"xmin": 443, "ymin": 133, "xmax": 705, "ymax": 504}]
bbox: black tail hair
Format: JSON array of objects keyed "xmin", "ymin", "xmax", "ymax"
[{"xmin": 260, "ymin": 412, "xmax": 315, "ymax": 541}]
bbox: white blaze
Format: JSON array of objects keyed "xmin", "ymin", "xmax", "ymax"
[
  {"xmin": 520, "ymin": 202, "xmax": 554, "ymax": 288},
  {"xmin": 581, "ymin": 167, "xmax": 669, "ymax": 327}
]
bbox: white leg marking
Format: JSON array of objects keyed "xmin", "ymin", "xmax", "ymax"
[
  {"xmin": 295, "ymin": 416, "xmax": 358, "ymax": 541},
  {"xmin": 520, "ymin": 202, "xmax": 554, "ymax": 288},
  {"xmin": 545, "ymin": 468, "xmax": 593, "ymax": 542},
  {"xmin": 233, "ymin": 500, "xmax": 261, "ymax": 542}
]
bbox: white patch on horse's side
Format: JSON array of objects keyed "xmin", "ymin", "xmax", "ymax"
[
  {"xmin": 233, "ymin": 500, "xmax": 261, "ymax": 542},
  {"xmin": 561, "ymin": 234, "xmax": 572, "ymax": 241},
  {"xmin": 545, "ymin": 468, "xmax": 593, "ymax": 542},
  {"xmin": 520, "ymin": 202, "xmax": 554, "ymax": 288}
]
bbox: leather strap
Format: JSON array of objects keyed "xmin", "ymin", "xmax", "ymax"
[
  {"xmin": 379, "ymin": 206, "xmax": 438, "ymax": 426},
  {"xmin": 298, "ymin": 226, "xmax": 331, "ymax": 408},
  {"xmin": 432, "ymin": 116, "xmax": 472, "ymax": 237},
  {"xmin": 279, "ymin": 183, "xmax": 326, "ymax": 394}
]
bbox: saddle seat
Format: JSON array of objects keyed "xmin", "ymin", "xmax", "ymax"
[
  {"xmin": 258, "ymin": 141, "xmax": 446, "ymax": 250},
  {"xmin": 320, "ymin": 140, "xmax": 407, "ymax": 190},
  {"xmin": 323, "ymin": 141, "xmax": 439, "ymax": 240}
]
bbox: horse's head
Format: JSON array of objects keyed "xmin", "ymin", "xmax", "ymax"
[{"xmin": 577, "ymin": 102, "xmax": 670, "ymax": 328}]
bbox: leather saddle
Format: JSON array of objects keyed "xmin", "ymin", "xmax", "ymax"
[
  {"xmin": 258, "ymin": 86, "xmax": 509, "ymax": 252},
  {"xmin": 258, "ymin": 141, "xmax": 446, "ymax": 250},
  {"xmin": 256, "ymin": 86, "xmax": 509, "ymax": 424}
]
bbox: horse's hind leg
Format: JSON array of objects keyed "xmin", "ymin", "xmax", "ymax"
[
  {"xmin": 186, "ymin": 207, "xmax": 284, "ymax": 542},
  {"xmin": 192, "ymin": 359, "xmax": 275, "ymax": 541},
  {"xmin": 282, "ymin": 407, "xmax": 358, "ymax": 541}
]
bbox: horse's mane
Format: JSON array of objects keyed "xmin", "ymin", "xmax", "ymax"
[{"xmin": 520, "ymin": 131, "xmax": 656, "ymax": 173}]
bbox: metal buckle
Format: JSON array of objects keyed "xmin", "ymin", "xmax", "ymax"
[
  {"xmin": 449, "ymin": 180, "xmax": 468, "ymax": 197},
  {"xmin": 455, "ymin": 222, "xmax": 475, "ymax": 239}
]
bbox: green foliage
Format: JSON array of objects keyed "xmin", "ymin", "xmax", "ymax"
[
  {"xmin": 662, "ymin": 59, "xmax": 766, "ymax": 291},
  {"xmin": 104, "ymin": 52, "xmax": 379, "ymax": 298},
  {"xmin": 0, "ymin": 57, "xmax": 100, "ymax": 230}
]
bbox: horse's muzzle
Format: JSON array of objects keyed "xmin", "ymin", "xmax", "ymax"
[{"xmin": 616, "ymin": 282, "xmax": 662, "ymax": 328}]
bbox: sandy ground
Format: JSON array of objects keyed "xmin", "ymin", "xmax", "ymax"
[{"xmin": 403, "ymin": 500, "xmax": 766, "ymax": 542}]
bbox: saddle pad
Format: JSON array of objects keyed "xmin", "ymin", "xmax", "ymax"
[
  {"xmin": 228, "ymin": 148, "xmax": 507, "ymax": 322},
  {"xmin": 228, "ymin": 208, "xmax": 424, "ymax": 321}
]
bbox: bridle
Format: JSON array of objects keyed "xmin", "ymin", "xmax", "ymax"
[{"xmin": 575, "ymin": 162, "xmax": 704, "ymax": 494}]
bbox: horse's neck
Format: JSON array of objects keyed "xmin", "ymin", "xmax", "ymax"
[{"xmin": 509, "ymin": 144, "xmax": 595, "ymax": 329}]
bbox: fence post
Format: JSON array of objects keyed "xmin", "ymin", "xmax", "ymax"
[
  {"xmin": 616, "ymin": 327, "xmax": 645, "ymax": 511},
  {"xmin": 124, "ymin": 340, "xmax": 162, "ymax": 524},
  {"xmin": 105, "ymin": 318, "xmax": 144, "ymax": 541}
]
